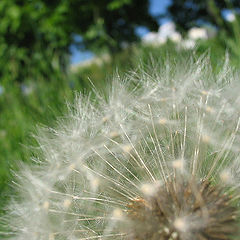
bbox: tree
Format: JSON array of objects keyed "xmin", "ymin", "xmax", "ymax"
[
  {"xmin": 68, "ymin": 0, "xmax": 158, "ymax": 52},
  {"xmin": 166, "ymin": 0, "xmax": 240, "ymax": 33},
  {"xmin": 0, "ymin": 0, "xmax": 72, "ymax": 83},
  {"xmin": 0, "ymin": 0, "xmax": 158, "ymax": 83}
]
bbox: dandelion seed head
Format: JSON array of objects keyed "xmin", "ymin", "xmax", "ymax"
[{"xmin": 3, "ymin": 55, "xmax": 240, "ymax": 240}]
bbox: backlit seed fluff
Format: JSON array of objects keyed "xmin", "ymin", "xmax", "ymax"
[{"xmin": 2, "ymin": 55, "xmax": 240, "ymax": 240}]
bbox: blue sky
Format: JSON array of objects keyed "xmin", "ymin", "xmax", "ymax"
[
  {"xmin": 150, "ymin": 0, "xmax": 171, "ymax": 18},
  {"xmin": 70, "ymin": 0, "xmax": 171, "ymax": 64}
]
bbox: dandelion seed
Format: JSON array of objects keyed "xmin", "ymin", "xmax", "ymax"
[
  {"xmin": 49, "ymin": 233, "xmax": 55, "ymax": 240},
  {"xmin": 220, "ymin": 169, "xmax": 233, "ymax": 184},
  {"xmin": 112, "ymin": 208, "xmax": 124, "ymax": 220},
  {"xmin": 173, "ymin": 218, "xmax": 188, "ymax": 232},
  {"xmin": 91, "ymin": 178, "xmax": 100, "ymax": 190},
  {"xmin": 122, "ymin": 144, "xmax": 133, "ymax": 154},
  {"xmin": 102, "ymin": 116, "xmax": 109, "ymax": 123},
  {"xmin": 42, "ymin": 201, "xmax": 50, "ymax": 210},
  {"xmin": 158, "ymin": 118, "xmax": 168, "ymax": 125},
  {"xmin": 201, "ymin": 90, "xmax": 209, "ymax": 96},
  {"xmin": 68, "ymin": 163, "xmax": 75, "ymax": 171},
  {"xmin": 172, "ymin": 159, "xmax": 184, "ymax": 170},
  {"xmin": 63, "ymin": 199, "xmax": 72, "ymax": 209},
  {"xmin": 205, "ymin": 106, "xmax": 214, "ymax": 113},
  {"xmin": 201, "ymin": 134, "xmax": 211, "ymax": 143},
  {"xmin": 109, "ymin": 131, "xmax": 119, "ymax": 138},
  {"xmin": 140, "ymin": 183, "xmax": 157, "ymax": 196}
]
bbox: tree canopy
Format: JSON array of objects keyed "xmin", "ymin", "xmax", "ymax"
[
  {"xmin": 0, "ymin": 0, "xmax": 158, "ymax": 82},
  {"xmin": 68, "ymin": 0, "xmax": 158, "ymax": 52},
  {"xmin": 166, "ymin": 0, "xmax": 240, "ymax": 32}
]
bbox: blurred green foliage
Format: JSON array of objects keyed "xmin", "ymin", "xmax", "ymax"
[
  {"xmin": 0, "ymin": 0, "xmax": 157, "ymax": 84},
  {"xmin": 69, "ymin": 0, "xmax": 158, "ymax": 52},
  {"xmin": 0, "ymin": 0, "xmax": 71, "ymax": 84}
]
